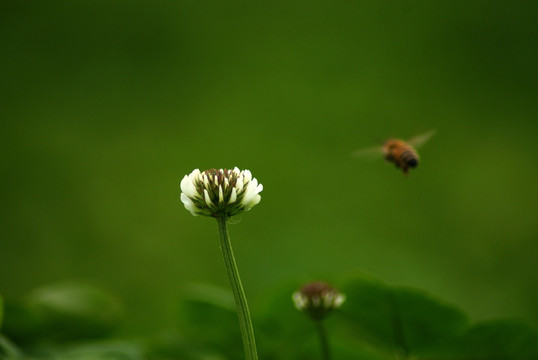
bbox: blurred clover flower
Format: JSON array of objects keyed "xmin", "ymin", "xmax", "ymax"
[
  {"xmin": 293, "ymin": 281, "xmax": 345, "ymax": 360},
  {"xmin": 180, "ymin": 167, "xmax": 263, "ymax": 360},
  {"xmin": 180, "ymin": 168, "xmax": 263, "ymax": 218},
  {"xmin": 293, "ymin": 281, "xmax": 346, "ymax": 321}
]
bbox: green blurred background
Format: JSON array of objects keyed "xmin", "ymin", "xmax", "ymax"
[{"xmin": 1, "ymin": 0, "xmax": 537, "ymax": 335}]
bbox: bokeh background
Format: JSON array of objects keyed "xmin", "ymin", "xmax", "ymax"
[{"xmin": 1, "ymin": 0, "xmax": 537, "ymax": 336}]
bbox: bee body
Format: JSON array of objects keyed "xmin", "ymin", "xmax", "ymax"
[
  {"xmin": 383, "ymin": 139, "xmax": 419, "ymax": 175},
  {"xmin": 353, "ymin": 130, "xmax": 435, "ymax": 175}
]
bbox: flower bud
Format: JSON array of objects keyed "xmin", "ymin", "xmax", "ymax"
[{"xmin": 293, "ymin": 281, "xmax": 345, "ymax": 321}]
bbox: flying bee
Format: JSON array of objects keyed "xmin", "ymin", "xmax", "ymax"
[{"xmin": 353, "ymin": 130, "xmax": 436, "ymax": 174}]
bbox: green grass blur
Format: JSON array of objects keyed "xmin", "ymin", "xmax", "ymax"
[{"xmin": 1, "ymin": 0, "xmax": 537, "ymax": 335}]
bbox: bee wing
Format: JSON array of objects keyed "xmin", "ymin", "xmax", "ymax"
[
  {"xmin": 407, "ymin": 129, "xmax": 436, "ymax": 148},
  {"xmin": 352, "ymin": 145, "xmax": 384, "ymax": 159}
]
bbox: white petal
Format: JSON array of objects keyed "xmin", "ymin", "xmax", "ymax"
[
  {"xmin": 243, "ymin": 170, "xmax": 252, "ymax": 182},
  {"xmin": 292, "ymin": 292, "xmax": 307, "ymax": 310},
  {"xmin": 242, "ymin": 178, "xmax": 262, "ymax": 209},
  {"xmin": 180, "ymin": 193, "xmax": 192, "ymax": 205},
  {"xmin": 229, "ymin": 188, "xmax": 237, "ymax": 203},
  {"xmin": 180, "ymin": 175, "xmax": 190, "ymax": 193},
  {"xmin": 186, "ymin": 169, "xmax": 200, "ymax": 182},
  {"xmin": 241, "ymin": 182, "xmax": 256, "ymax": 205},
  {"xmin": 250, "ymin": 178, "xmax": 258, "ymax": 189},
  {"xmin": 181, "ymin": 194, "xmax": 199, "ymax": 216},
  {"xmin": 334, "ymin": 294, "xmax": 346, "ymax": 307},
  {"xmin": 245, "ymin": 194, "xmax": 261, "ymax": 209},
  {"xmin": 236, "ymin": 177, "xmax": 244, "ymax": 191},
  {"xmin": 218, "ymin": 185, "xmax": 224, "ymax": 203},
  {"xmin": 180, "ymin": 176, "xmax": 198, "ymax": 198},
  {"xmin": 190, "ymin": 169, "xmax": 201, "ymax": 184},
  {"xmin": 184, "ymin": 202, "xmax": 199, "ymax": 216},
  {"xmin": 203, "ymin": 189, "xmax": 213, "ymax": 207}
]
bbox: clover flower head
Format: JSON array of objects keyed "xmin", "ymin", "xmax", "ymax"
[
  {"xmin": 293, "ymin": 281, "xmax": 346, "ymax": 321},
  {"xmin": 180, "ymin": 167, "xmax": 263, "ymax": 218}
]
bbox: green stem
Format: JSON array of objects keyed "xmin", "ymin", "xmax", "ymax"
[
  {"xmin": 216, "ymin": 216, "xmax": 258, "ymax": 360},
  {"xmin": 315, "ymin": 320, "xmax": 331, "ymax": 360}
]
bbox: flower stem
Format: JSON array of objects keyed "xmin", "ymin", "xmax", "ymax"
[
  {"xmin": 315, "ymin": 320, "xmax": 331, "ymax": 360},
  {"xmin": 216, "ymin": 216, "xmax": 258, "ymax": 360}
]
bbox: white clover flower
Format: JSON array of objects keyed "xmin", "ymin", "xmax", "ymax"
[
  {"xmin": 180, "ymin": 167, "xmax": 263, "ymax": 218},
  {"xmin": 293, "ymin": 281, "xmax": 346, "ymax": 321}
]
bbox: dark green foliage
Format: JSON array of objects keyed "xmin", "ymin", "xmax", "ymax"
[
  {"xmin": 1, "ymin": 300, "xmax": 44, "ymax": 345},
  {"xmin": 418, "ymin": 320, "xmax": 538, "ymax": 360},
  {"xmin": 1, "ymin": 278, "xmax": 537, "ymax": 359},
  {"xmin": 255, "ymin": 283, "xmax": 322, "ymax": 359},
  {"xmin": 145, "ymin": 331, "xmax": 232, "ymax": 360},
  {"xmin": 167, "ymin": 278, "xmax": 537, "ymax": 359},
  {"xmin": 0, "ymin": 294, "xmax": 3, "ymax": 330},
  {"xmin": 39, "ymin": 341, "xmax": 143, "ymax": 360},
  {"xmin": 0, "ymin": 335, "xmax": 23, "ymax": 360},
  {"xmin": 175, "ymin": 283, "xmax": 243, "ymax": 359},
  {"xmin": 338, "ymin": 275, "xmax": 468, "ymax": 356},
  {"xmin": 392, "ymin": 287, "xmax": 469, "ymax": 350},
  {"xmin": 2, "ymin": 282, "xmax": 123, "ymax": 344}
]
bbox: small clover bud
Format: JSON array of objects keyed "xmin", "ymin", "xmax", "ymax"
[
  {"xmin": 293, "ymin": 281, "xmax": 345, "ymax": 321},
  {"xmin": 180, "ymin": 167, "xmax": 263, "ymax": 218}
]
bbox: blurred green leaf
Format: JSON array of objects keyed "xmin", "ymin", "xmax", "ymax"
[
  {"xmin": 392, "ymin": 286, "xmax": 469, "ymax": 350},
  {"xmin": 339, "ymin": 275, "xmax": 468, "ymax": 356},
  {"xmin": 176, "ymin": 283, "xmax": 242, "ymax": 359},
  {"xmin": 256, "ymin": 282, "xmax": 388, "ymax": 360},
  {"xmin": 3, "ymin": 282, "xmax": 123, "ymax": 343},
  {"xmin": 52, "ymin": 341, "xmax": 143, "ymax": 360},
  {"xmin": 255, "ymin": 283, "xmax": 319, "ymax": 360},
  {"xmin": 0, "ymin": 334, "xmax": 24, "ymax": 360},
  {"xmin": 329, "ymin": 338, "xmax": 390, "ymax": 360},
  {"xmin": 29, "ymin": 282, "xmax": 123, "ymax": 341},
  {"xmin": 2, "ymin": 300, "xmax": 45, "ymax": 344},
  {"xmin": 418, "ymin": 320, "xmax": 538, "ymax": 359},
  {"xmin": 13, "ymin": 340, "xmax": 144, "ymax": 360},
  {"xmin": 145, "ymin": 329, "xmax": 230, "ymax": 360}
]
